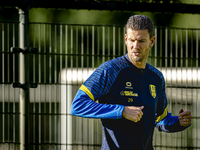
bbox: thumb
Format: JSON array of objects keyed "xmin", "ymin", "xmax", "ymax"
[
  {"xmin": 179, "ymin": 109, "xmax": 184, "ymax": 114},
  {"xmin": 140, "ymin": 106, "xmax": 144, "ymax": 110}
]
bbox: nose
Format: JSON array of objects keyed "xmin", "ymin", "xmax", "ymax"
[{"xmin": 133, "ymin": 40, "xmax": 139, "ymax": 49}]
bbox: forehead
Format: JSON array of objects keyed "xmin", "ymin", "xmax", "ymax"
[{"xmin": 126, "ymin": 28, "xmax": 150, "ymax": 39}]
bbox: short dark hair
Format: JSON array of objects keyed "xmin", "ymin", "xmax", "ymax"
[{"xmin": 125, "ymin": 15, "xmax": 154, "ymax": 38}]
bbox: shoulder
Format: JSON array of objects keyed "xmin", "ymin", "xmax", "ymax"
[
  {"xmin": 83, "ymin": 55, "xmax": 131, "ymax": 99},
  {"xmin": 98, "ymin": 55, "xmax": 131, "ymax": 73},
  {"xmin": 84, "ymin": 55, "xmax": 131, "ymax": 87},
  {"xmin": 147, "ymin": 63, "xmax": 165, "ymax": 82}
]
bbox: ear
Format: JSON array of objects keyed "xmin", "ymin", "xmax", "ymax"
[
  {"xmin": 150, "ymin": 36, "xmax": 156, "ymax": 47},
  {"xmin": 125, "ymin": 34, "xmax": 128, "ymax": 45}
]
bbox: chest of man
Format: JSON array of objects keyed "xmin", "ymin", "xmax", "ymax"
[{"xmin": 100, "ymin": 67, "xmax": 161, "ymax": 111}]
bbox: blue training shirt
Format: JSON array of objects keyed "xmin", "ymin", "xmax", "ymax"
[{"xmin": 71, "ymin": 54, "xmax": 188, "ymax": 150}]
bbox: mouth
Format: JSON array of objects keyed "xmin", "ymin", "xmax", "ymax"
[{"xmin": 133, "ymin": 52, "xmax": 140, "ymax": 56}]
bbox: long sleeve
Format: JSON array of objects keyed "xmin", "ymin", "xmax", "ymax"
[
  {"xmin": 71, "ymin": 58, "xmax": 128, "ymax": 119},
  {"xmin": 156, "ymin": 112, "xmax": 188, "ymax": 132},
  {"xmin": 155, "ymin": 72, "xmax": 189, "ymax": 132},
  {"xmin": 71, "ymin": 87, "xmax": 124, "ymax": 119}
]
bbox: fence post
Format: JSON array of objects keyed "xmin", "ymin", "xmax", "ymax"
[{"xmin": 18, "ymin": 8, "xmax": 30, "ymax": 150}]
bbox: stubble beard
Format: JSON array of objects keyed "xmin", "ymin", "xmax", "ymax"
[
  {"xmin": 129, "ymin": 52, "xmax": 144, "ymax": 63},
  {"xmin": 132, "ymin": 56, "xmax": 143, "ymax": 62}
]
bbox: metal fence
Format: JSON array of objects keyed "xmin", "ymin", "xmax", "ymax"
[{"xmin": 0, "ymin": 21, "xmax": 200, "ymax": 150}]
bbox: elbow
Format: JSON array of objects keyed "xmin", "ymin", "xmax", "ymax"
[
  {"xmin": 70, "ymin": 102, "xmax": 78, "ymax": 116},
  {"xmin": 71, "ymin": 99, "xmax": 83, "ymax": 116},
  {"xmin": 71, "ymin": 107, "xmax": 78, "ymax": 116},
  {"xmin": 70, "ymin": 107, "xmax": 75, "ymax": 115}
]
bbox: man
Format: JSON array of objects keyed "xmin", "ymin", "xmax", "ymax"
[{"xmin": 71, "ymin": 15, "xmax": 192, "ymax": 150}]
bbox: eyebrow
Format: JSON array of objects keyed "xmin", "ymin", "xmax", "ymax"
[{"xmin": 128, "ymin": 38, "xmax": 147, "ymax": 41}]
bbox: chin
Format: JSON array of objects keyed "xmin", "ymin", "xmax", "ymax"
[
  {"xmin": 133, "ymin": 56, "xmax": 142, "ymax": 62},
  {"xmin": 131, "ymin": 57, "xmax": 142, "ymax": 63}
]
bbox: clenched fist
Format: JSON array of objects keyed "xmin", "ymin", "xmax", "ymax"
[
  {"xmin": 178, "ymin": 109, "xmax": 192, "ymax": 127},
  {"xmin": 122, "ymin": 106, "xmax": 144, "ymax": 122}
]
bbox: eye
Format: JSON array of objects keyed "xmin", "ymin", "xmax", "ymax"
[
  {"xmin": 128, "ymin": 39, "xmax": 135, "ymax": 42},
  {"xmin": 139, "ymin": 40, "xmax": 145, "ymax": 43}
]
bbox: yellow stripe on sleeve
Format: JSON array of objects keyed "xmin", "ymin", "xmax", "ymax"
[
  {"xmin": 80, "ymin": 85, "xmax": 95, "ymax": 101},
  {"xmin": 156, "ymin": 106, "xmax": 168, "ymax": 123}
]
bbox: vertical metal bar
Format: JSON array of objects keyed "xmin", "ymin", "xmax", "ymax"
[
  {"xmin": 2, "ymin": 22, "xmax": 5, "ymax": 150},
  {"xmin": 32, "ymin": 23, "xmax": 36, "ymax": 150},
  {"xmin": 158, "ymin": 27, "xmax": 163, "ymax": 148},
  {"xmin": 54, "ymin": 25, "xmax": 57, "ymax": 83},
  {"xmin": 102, "ymin": 26, "xmax": 105, "ymax": 63},
  {"xmin": 180, "ymin": 30, "xmax": 183, "ymax": 67},
  {"xmin": 81, "ymin": 25, "xmax": 85, "ymax": 148},
  {"xmin": 67, "ymin": 77, "xmax": 72, "ymax": 150},
  {"xmin": 191, "ymin": 30, "xmax": 193, "ymax": 68},
  {"xmin": 49, "ymin": 24, "xmax": 52, "ymax": 83},
  {"xmin": 86, "ymin": 26, "xmax": 89, "ymax": 67},
  {"xmin": 169, "ymin": 28, "xmax": 173, "ymax": 147},
  {"xmin": 81, "ymin": 26, "xmax": 84, "ymax": 67},
  {"xmin": 164, "ymin": 28, "xmax": 168, "ymax": 149},
  {"xmin": 108, "ymin": 26, "xmax": 110, "ymax": 60},
  {"xmin": 97, "ymin": 26, "xmax": 99, "ymax": 66},
  {"xmin": 49, "ymin": 24, "xmax": 52, "ymax": 150},
  {"xmin": 65, "ymin": 24, "xmax": 68, "ymax": 70},
  {"xmin": 19, "ymin": 8, "xmax": 30, "ymax": 150},
  {"xmin": 118, "ymin": 27, "xmax": 121, "ymax": 57},
  {"xmin": 175, "ymin": 28, "xmax": 178, "ymax": 148},
  {"xmin": 123, "ymin": 27, "xmax": 126, "ymax": 55},
  {"xmin": 185, "ymin": 30, "xmax": 190, "ymax": 146},
  {"xmin": 69, "ymin": 25, "xmax": 74, "ymax": 149},
  {"xmin": 65, "ymin": 25, "xmax": 68, "ymax": 150},
  {"xmin": 186, "ymin": 29, "xmax": 188, "ymax": 68},
  {"xmin": 61, "ymin": 25, "xmax": 66, "ymax": 150},
  {"xmin": 85, "ymin": 27, "xmax": 90, "ymax": 148},
  {"xmin": 44, "ymin": 24, "xmax": 47, "ymax": 149},
  {"xmin": 175, "ymin": 29, "xmax": 178, "ymax": 68},
  {"xmin": 186, "ymin": 29, "xmax": 189, "ymax": 148},
  {"xmin": 154, "ymin": 28, "xmax": 157, "ymax": 67},
  {"xmin": 191, "ymin": 31, "xmax": 194, "ymax": 140},
  {"xmin": 7, "ymin": 22, "xmax": 10, "ymax": 150},
  {"xmin": 180, "ymin": 29, "xmax": 184, "ymax": 147},
  {"xmin": 196, "ymin": 30, "xmax": 199, "ymax": 149},
  {"xmin": 165, "ymin": 28, "xmax": 168, "ymax": 68},
  {"xmin": 38, "ymin": 23, "xmax": 41, "ymax": 150},
  {"xmin": 190, "ymin": 29, "xmax": 193, "ymax": 149},
  {"xmin": 57, "ymin": 25, "xmax": 62, "ymax": 147},
  {"xmin": 148, "ymin": 26, "xmax": 152, "ymax": 65},
  {"xmin": 86, "ymin": 26, "xmax": 90, "ymax": 68},
  {"xmin": 12, "ymin": 23, "xmax": 16, "ymax": 150},
  {"xmin": 6, "ymin": 23, "xmax": 9, "ymax": 148},
  {"xmin": 153, "ymin": 33, "xmax": 157, "ymax": 148},
  {"xmin": 170, "ymin": 29, "xmax": 173, "ymax": 68},
  {"xmin": 163, "ymin": 27, "xmax": 168, "ymax": 147},
  {"xmin": 91, "ymin": 25, "xmax": 95, "ymax": 148},
  {"xmin": 71, "ymin": 26, "xmax": 73, "ymax": 68},
  {"xmin": 185, "ymin": 30, "xmax": 188, "ymax": 145},
  {"xmin": 54, "ymin": 24, "xmax": 57, "ymax": 150},
  {"xmin": 80, "ymin": 26, "xmax": 84, "ymax": 149},
  {"xmin": 160, "ymin": 27, "xmax": 162, "ymax": 68},
  {"xmin": 92, "ymin": 26, "xmax": 94, "ymax": 68},
  {"xmin": 65, "ymin": 25, "xmax": 72, "ymax": 150},
  {"xmin": 87, "ymin": 26, "xmax": 92, "ymax": 150},
  {"xmin": 113, "ymin": 26, "xmax": 115, "ymax": 59},
  {"xmin": 196, "ymin": 30, "xmax": 199, "ymax": 68},
  {"xmin": 76, "ymin": 26, "xmax": 78, "ymax": 68}
]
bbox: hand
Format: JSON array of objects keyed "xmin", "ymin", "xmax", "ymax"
[
  {"xmin": 178, "ymin": 109, "xmax": 192, "ymax": 127},
  {"xmin": 122, "ymin": 106, "xmax": 144, "ymax": 122}
]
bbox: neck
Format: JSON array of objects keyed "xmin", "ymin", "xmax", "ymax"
[
  {"xmin": 132, "ymin": 61, "xmax": 146, "ymax": 69},
  {"xmin": 128, "ymin": 56, "xmax": 146, "ymax": 69}
]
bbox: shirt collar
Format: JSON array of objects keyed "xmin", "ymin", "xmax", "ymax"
[{"xmin": 124, "ymin": 53, "xmax": 148, "ymax": 75}]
